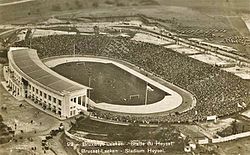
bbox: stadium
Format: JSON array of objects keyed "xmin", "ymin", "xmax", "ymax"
[
  {"xmin": 9, "ymin": 33, "xmax": 249, "ymax": 124},
  {"xmin": 1, "ymin": 0, "xmax": 250, "ymax": 154},
  {"xmin": 4, "ymin": 47, "xmax": 91, "ymax": 119}
]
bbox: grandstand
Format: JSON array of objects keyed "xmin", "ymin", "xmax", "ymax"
[
  {"xmin": 14, "ymin": 34, "xmax": 250, "ymax": 123},
  {"xmin": 4, "ymin": 47, "xmax": 91, "ymax": 119}
]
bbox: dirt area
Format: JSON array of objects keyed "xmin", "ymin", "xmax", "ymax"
[
  {"xmin": 223, "ymin": 66, "xmax": 250, "ymax": 80},
  {"xmin": 131, "ymin": 33, "xmax": 171, "ymax": 45},
  {"xmin": 242, "ymin": 15, "xmax": 250, "ymax": 32},
  {"xmin": 199, "ymin": 118, "xmax": 235, "ymax": 137},
  {"xmin": 217, "ymin": 136, "xmax": 250, "ymax": 155},
  {"xmin": 189, "ymin": 54, "xmax": 235, "ymax": 66},
  {"xmin": 32, "ymin": 29, "xmax": 76, "ymax": 37},
  {"xmin": 175, "ymin": 125, "xmax": 206, "ymax": 140}
]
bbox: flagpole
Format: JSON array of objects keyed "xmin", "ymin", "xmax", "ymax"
[
  {"xmin": 145, "ymin": 82, "xmax": 148, "ymax": 105},
  {"xmin": 73, "ymin": 44, "xmax": 76, "ymax": 57},
  {"xmin": 88, "ymin": 70, "xmax": 91, "ymax": 107}
]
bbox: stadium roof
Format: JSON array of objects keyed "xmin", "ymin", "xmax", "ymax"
[{"xmin": 9, "ymin": 47, "xmax": 91, "ymax": 95}]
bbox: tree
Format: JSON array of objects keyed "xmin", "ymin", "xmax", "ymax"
[
  {"xmin": 105, "ymin": 0, "xmax": 115, "ymax": 5},
  {"xmin": 51, "ymin": 4, "xmax": 61, "ymax": 11},
  {"xmin": 231, "ymin": 120, "xmax": 238, "ymax": 134},
  {"xmin": 116, "ymin": 2, "xmax": 125, "ymax": 7},
  {"xmin": 92, "ymin": 1, "xmax": 99, "ymax": 8},
  {"xmin": 75, "ymin": 0, "xmax": 83, "ymax": 9},
  {"xmin": 184, "ymin": 135, "xmax": 190, "ymax": 146},
  {"xmin": 107, "ymin": 129, "xmax": 117, "ymax": 141}
]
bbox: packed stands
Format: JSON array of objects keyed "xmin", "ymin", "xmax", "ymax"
[{"xmin": 15, "ymin": 34, "xmax": 250, "ymax": 123}]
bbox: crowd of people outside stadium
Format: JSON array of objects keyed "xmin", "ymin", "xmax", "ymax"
[{"xmin": 15, "ymin": 34, "xmax": 250, "ymax": 124}]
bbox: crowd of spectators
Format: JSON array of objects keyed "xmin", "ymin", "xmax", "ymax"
[
  {"xmin": 175, "ymin": 27, "xmax": 227, "ymax": 40},
  {"xmin": 223, "ymin": 36, "xmax": 249, "ymax": 45},
  {"xmin": 14, "ymin": 34, "xmax": 250, "ymax": 124}
]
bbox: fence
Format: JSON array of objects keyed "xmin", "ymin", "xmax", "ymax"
[{"xmin": 198, "ymin": 131, "xmax": 250, "ymax": 144}]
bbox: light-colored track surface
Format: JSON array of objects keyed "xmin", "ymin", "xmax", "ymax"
[
  {"xmin": 0, "ymin": 0, "xmax": 35, "ymax": 6},
  {"xmin": 44, "ymin": 56, "xmax": 189, "ymax": 114}
]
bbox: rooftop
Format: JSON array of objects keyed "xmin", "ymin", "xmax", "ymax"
[{"xmin": 9, "ymin": 47, "xmax": 91, "ymax": 95}]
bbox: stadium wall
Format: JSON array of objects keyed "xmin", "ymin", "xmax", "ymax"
[
  {"xmin": 198, "ymin": 131, "xmax": 250, "ymax": 145},
  {"xmin": 2, "ymin": 48, "xmax": 90, "ymax": 119}
]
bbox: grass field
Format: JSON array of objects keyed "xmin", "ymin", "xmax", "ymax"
[
  {"xmin": 71, "ymin": 117, "xmax": 155, "ymax": 135},
  {"xmin": 67, "ymin": 117, "xmax": 184, "ymax": 154},
  {"xmin": 52, "ymin": 62, "xmax": 166, "ymax": 105},
  {"xmin": 70, "ymin": 117, "xmax": 182, "ymax": 143}
]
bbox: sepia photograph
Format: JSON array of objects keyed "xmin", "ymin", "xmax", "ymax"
[{"xmin": 0, "ymin": 0, "xmax": 250, "ymax": 154}]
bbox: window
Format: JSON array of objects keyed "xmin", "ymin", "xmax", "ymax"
[
  {"xmin": 82, "ymin": 96, "xmax": 86, "ymax": 106},
  {"xmin": 40, "ymin": 91, "xmax": 42, "ymax": 96},
  {"xmin": 32, "ymin": 87, "xmax": 34, "ymax": 92},
  {"xmin": 53, "ymin": 97, "xmax": 56, "ymax": 103},
  {"xmin": 36, "ymin": 89, "xmax": 38, "ymax": 94},
  {"xmin": 78, "ymin": 97, "xmax": 81, "ymax": 105},
  {"xmin": 48, "ymin": 95, "xmax": 51, "ymax": 101},
  {"xmin": 44, "ymin": 93, "xmax": 47, "ymax": 98},
  {"xmin": 58, "ymin": 100, "xmax": 62, "ymax": 106},
  {"xmin": 73, "ymin": 98, "xmax": 76, "ymax": 103}
]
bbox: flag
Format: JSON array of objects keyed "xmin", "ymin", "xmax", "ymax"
[{"xmin": 146, "ymin": 84, "xmax": 154, "ymax": 91}]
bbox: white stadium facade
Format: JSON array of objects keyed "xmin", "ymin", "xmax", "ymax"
[{"xmin": 3, "ymin": 47, "xmax": 91, "ymax": 119}]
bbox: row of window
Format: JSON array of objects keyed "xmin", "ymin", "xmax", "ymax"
[
  {"xmin": 8, "ymin": 81, "xmax": 20, "ymax": 96},
  {"xmin": 70, "ymin": 96, "xmax": 86, "ymax": 106},
  {"xmin": 70, "ymin": 110, "xmax": 76, "ymax": 116},
  {"xmin": 9, "ymin": 69, "xmax": 22, "ymax": 86},
  {"xmin": 28, "ymin": 84, "xmax": 62, "ymax": 106},
  {"xmin": 30, "ymin": 95, "xmax": 62, "ymax": 116}
]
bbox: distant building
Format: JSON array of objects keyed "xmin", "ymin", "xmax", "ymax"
[
  {"xmin": 206, "ymin": 115, "xmax": 218, "ymax": 123},
  {"xmin": 3, "ymin": 47, "xmax": 91, "ymax": 119}
]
